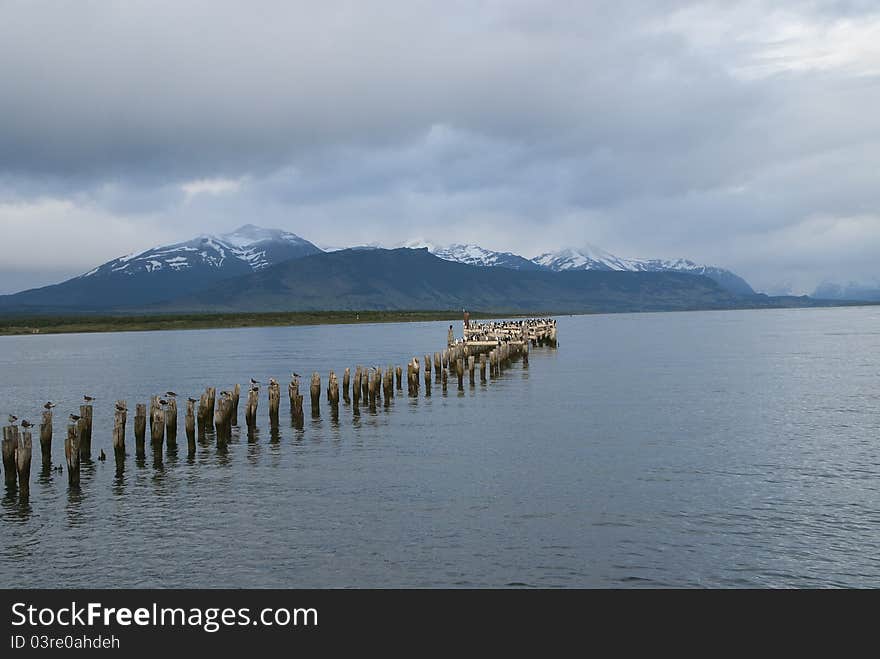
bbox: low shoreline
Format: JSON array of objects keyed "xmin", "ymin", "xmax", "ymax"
[{"xmin": 0, "ymin": 310, "xmax": 550, "ymax": 337}]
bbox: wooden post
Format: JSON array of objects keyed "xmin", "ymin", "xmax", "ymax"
[
  {"xmin": 456, "ymin": 358, "xmax": 464, "ymax": 390},
  {"xmin": 468, "ymin": 355, "xmax": 476, "ymax": 385},
  {"xmin": 16, "ymin": 431, "xmax": 32, "ymax": 496},
  {"xmin": 165, "ymin": 397, "xmax": 178, "ymax": 449},
  {"xmin": 79, "ymin": 404, "xmax": 93, "ymax": 457},
  {"xmin": 406, "ymin": 363, "xmax": 414, "ymax": 397},
  {"xmin": 269, "ymin": 380, "xmax": 281, "ymax": 427},
  {"xmin": 289, "ymin": 377, "xmax": 304, "ymax": 428},
  {"xmin": 489, "ymin": 349, "xmax": 496, "ymax": 378},
  {"xmin": 448, "ymin": 325, "xmax": 455, "ymax": 347},
  {"xmin": 352, "ymin": 368, "xmax": 361, "ymax": 408},
  {"xmin": 441, "ymin": 366, "xmax": 448, "ymax": 392},
  {"xmin": 134, "ymin": 403, "xmax": 146, "ymax": 457},
  {"xmin": 214, "ymin": 396, "xmax": 228, "ymax": 444},
  {"xmin": 206, "ymin": 387, "xmax": 216, "ymax": 425},
  {"xmin": 150, "ymin": 401, "xmax": 165, "ymax": 448},
  {"xmin": 40, "ymin": 410, "xmax": 52, "ymax": 466},
  {"xmin": 2, "ymin": 426, "xmax": 17, "ymax": 488},
  {"xmin": 384, "ymin": 365, "xmax": 394, "ymax": 401},
  {"xmin": 434, "ymin": 352, "xmax": 442, "ymax": 381},
  {"xmin": 343, "ymin": 367, "xmax": 351, "ymax": 402},
  {"xmin": 112, "ymin": 400, "xmax": 127, "ymax": 458},
  {"xmin": 245, "ymin": 386, "xmax": 259, "ymax": 430},
  {"xmin": 480, "ymin": 353, "xmax": 487, "ymax": 382},
  {"xmin": 395, "ymin": 365, "xmax": 402, "ymax": 391},
  {"xmin": 367, "ymin": 369, "xmax": 376, "ymax": 410},
  {"xmin": 310, "ymin": 372, "xmax": 321, "ymax": 417},
  {"xmin": 361, "ymin": 367, "xmax": 369, "ymax": 401},
  {"xmin": 523, "ymin": 340, "xmax": 529, "ymax": 365},
  {"xmin": 232, "ymin": 383, "xmax": 241, "ymax": 426},
  {"xmin": 327, "ymin": 371, "xmax": 339, "ymax": 406},
  {"xmin": 185, "ymin": 399, "xmax": 196, "ymax": 453},
  {"xmin": 65, "ymin": 424, "xmax": 80, "ymax": 487}
]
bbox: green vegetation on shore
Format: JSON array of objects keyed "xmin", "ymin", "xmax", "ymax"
[{"xmin": 0, "ymin": 310, "xmax": 540, "ymax": 337}]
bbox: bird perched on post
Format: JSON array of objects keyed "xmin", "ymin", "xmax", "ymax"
[
  {"xmin": 21, "ymin": 419, "xmax": 34, "ymax": 429},
  {"xmin": 250, "ymin": 378, "xmax": 260, "ymax": 386},
  {"xmin": 165, "ymin": 391, "xmax": 177, "ymax": 398},
  {"xmin": 291, "ymin": 372, "xmax": 301, "ymax": 379},
  {"xmin": 115, "ymin": 402, "xmax": 128, "ymax": 412},
  {"xmin": 43, "ymin": 402, "xmax": 56, "ymax": 410},
  {"xmin": 187, "ymin": 397, "xmax": 198, "ymax": 403},
  {"xmin": 7, "ymin": 414, "xmax": 18, "ymax": 424},
  {"xmin": 158, "ymin": 399, "xmax": 168, "ymax": 407},
  {"xmin": 69, "ymin": 414, "xmax": 82, "ymax": 422},
  {"xmin": 83, "ymin": 395, "xmax": 96, "ymax": 402}
]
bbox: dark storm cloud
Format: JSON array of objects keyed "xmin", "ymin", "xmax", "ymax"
[{"xmin": 1, "ymin": 0, "xmax": 879, "ymax": 293}]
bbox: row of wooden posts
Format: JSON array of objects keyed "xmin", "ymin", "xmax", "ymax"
[{"xmin": 1, "ymin": 335, "xmax": 534, "ymax": 494}]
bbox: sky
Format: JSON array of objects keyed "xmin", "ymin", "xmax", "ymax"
[{"xmin": 1, "ymin": 0, "xmax": 879, "ymax": 295}]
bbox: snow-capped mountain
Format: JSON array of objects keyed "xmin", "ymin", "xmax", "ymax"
[
  {"xmin": 532, "ymin": 245, "xmax": 755, "ymax": 295},
  {"xmin": 398, "ymin": 240, "xmax": 544, "ymax": 271},
  {"xmin": 0, "ymin": 225, "xmax": 322, "ymax": 310},
  {"xmin": 83, "ymin": 224, "xmax": 320, "ymax": 279}
]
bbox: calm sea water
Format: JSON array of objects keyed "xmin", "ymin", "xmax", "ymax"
[{"xmin": 1, "ymin": 307, "xmax": 879, "ymax": 588}]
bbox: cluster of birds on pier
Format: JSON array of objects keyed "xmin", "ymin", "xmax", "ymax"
[{"xmin": 461, "ymin": 318, "xmax": 557, "ymax": 344}]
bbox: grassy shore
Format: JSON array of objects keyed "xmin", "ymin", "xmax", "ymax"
[{"xmin": 0, "ymin": 310, "xmax": 545, "ymax": 337}]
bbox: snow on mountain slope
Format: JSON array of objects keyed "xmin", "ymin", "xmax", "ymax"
[
  {"xmin": 532, "ymin": 246, "xmax": 755, "ymax": 295},
  {"xmin": 398, "ymin": 240, "xmax": 544, "ymax": 271},
  {"xmin": 79, "ymin": 224, "xmax": 321, "ymax": 280}
]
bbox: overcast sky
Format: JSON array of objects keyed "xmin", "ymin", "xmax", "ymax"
[{"xmin": 1, "ymin": 1, "xmax": 879, "ymax": 294}]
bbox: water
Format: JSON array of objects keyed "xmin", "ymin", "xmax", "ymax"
[{"xmin": 1, "ymin": 307, "xmax": 879, "ymax": 588}]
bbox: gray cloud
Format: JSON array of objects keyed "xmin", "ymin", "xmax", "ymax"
[{"xmin": 1, "ymin": 0, "xmax": 879, "ymax": 294}]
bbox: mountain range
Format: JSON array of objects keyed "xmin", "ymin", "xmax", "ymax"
[{"xmin": 0, "ymin": 224, "xmax": 825, "ymax": 315}]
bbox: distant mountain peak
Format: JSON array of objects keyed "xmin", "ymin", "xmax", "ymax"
[
  {"xmin": 395, "ymin": 239, "xmax": 545, "ymax": 271},
  {"xmin": 533, "ymin": 246, "xmax": 755, "ymax": 295}
]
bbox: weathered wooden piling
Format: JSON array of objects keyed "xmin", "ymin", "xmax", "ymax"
[
  {"xmin": 16, "ymin": 431, "xmax": 31, "ymax": 496},
  {"xmin": 523, "ymin": 341, "xmax": 529, "ymax": 365},
  {"xmin": 134, "ymin": 403, "xmax": 146, "ymax": 456},
  {"xmin": 165, "ymin": 397, "xmax": 178, "ymax": 449},
  {"xmin": 367, "ymin": 369, "xmax": 377, "ymax": 410},
  {"xmin": 197, "ymin": 392, "xmax": 208, "ymax": 435},
  {"xmin": 395, "ymin": 365, "xmax": 402, "ymax": 391},
  {"xmin": 480, "ymin": 353, "xmax": 487, "ymax": 382},
  {"xmin": 441, "ymin": 366, "xmax": 448, "ymax": 392},
  {"xmin": 206, "ymin": 387, "xmax": 216, "ymax": 424},
  {"xmin": 215, "ymin": 395, "xmax": 233, "ymax": 444},
  {"xmin": 245, "ymin": 385, "xmax": 259, "ymax": 430},
  {"xmin": 352, "ymin": 368, "xmax": 361, "ymax": 408},
  {"xmin": 310, "ymin": 372, "xmax": 321, "ymax": 417},
  {"xmin": 327, "ymin": 371, "xmax": 339, "ymax": 406},
  {"xmin": 343, "ymin": 367, "xmax": 351, "ymax": 402},
  {"xmin": 40, "ymin": 410, "xmax": 52, "ymax": 465},
  {"xmin": 79, "ymin": 404, "xmax": 93, "ymax": 457},
  {"xmin": 456, "ymin": 358, "xmax": 464, "ymax": 390},
  {"xmin": 65, "ymin": 424, "xmax": 80, "ymax": 487},
  {"xmin": 269, "ymin": 380, "xmax": 281, "ymax": 427},
  {"xmin": 406, "ymin": 363, "xmax": 415, "ymax": 397},
  {"xmin": 468, "ymin": 355, "xmax": 476, "ymax": 385},
  {"xmin": 150, "ymin": 401, "xmax": 165, "ymax": 447},
  {"xmin": 2, "ymin": 426, "xmax": 18, "ymax": 488},
  {"xmin": 232, "ymin": 383, "xmax": 241, "ymax": 426},
  {"xmin": 185, "ymin": 399, "xmax": 196, "ymax": 453},
  {"xmin": 434, "ymin": 352, "xmax": 442, "ymax": 381},
  {"xmin": 112, "ymin": 400, "xmax": 127, "ymax": 458},
  {"xmin": 383, "ymin": 365, "xmax": 394, "ymax": 401},
  {"xmin": 361, "ymin": 367, "xmax": 369, "ymax": 401},
  {"xmin": 289, "ymin": 377, "xmax": 304, "ymax": 427},
  {"xmin": 489, "ymin": 349, "xmax": 496, "ymax": 378}
]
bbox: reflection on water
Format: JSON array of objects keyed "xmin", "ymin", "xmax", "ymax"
[{"xmin": 1, "ymin": 309, "xmax": 880, "ymax": 587}]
